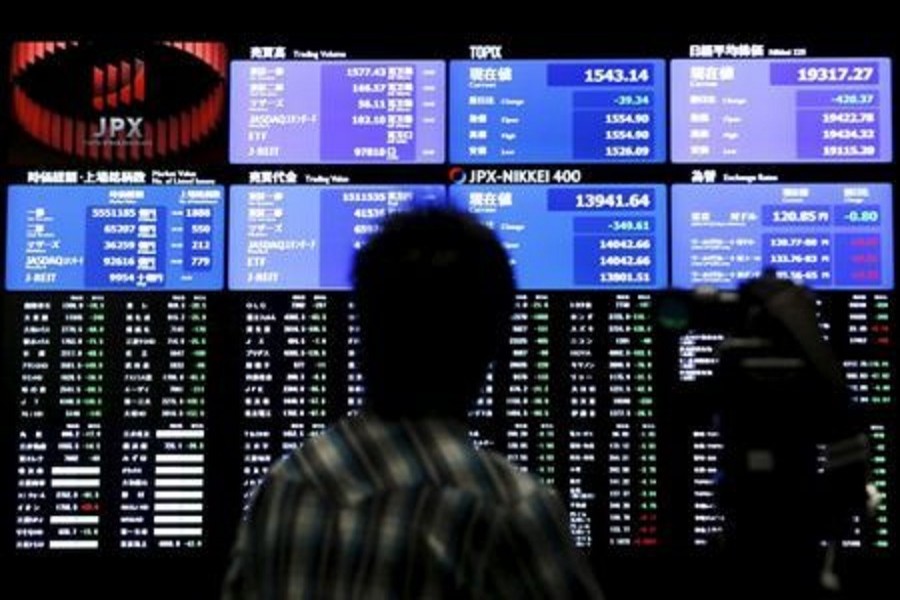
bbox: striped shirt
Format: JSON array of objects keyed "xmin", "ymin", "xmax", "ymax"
[{"xmin": 223, "ymin": 415, "xmax": 603, "ymax": 599}]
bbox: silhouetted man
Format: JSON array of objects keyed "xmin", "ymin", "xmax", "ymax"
[{"xmin": 223, "ymin": 207, "xmax": 602, "ymax": 599}]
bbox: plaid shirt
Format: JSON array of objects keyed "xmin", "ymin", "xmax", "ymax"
[{"xmin": 223, "ymin": 415, "xmax": 603, "ymax": 599}]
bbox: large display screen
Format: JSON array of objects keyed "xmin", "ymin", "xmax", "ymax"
[{"xmin": 2, "ymin": 34, "xmax": 895, "ymax": 599}]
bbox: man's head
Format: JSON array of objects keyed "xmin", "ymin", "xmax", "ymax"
[{"xmin": 353, "ymin": 207, "xmax": 515, "ymax": 421}]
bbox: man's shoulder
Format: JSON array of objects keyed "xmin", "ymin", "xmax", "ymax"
[
  {"xmin": 473, "ymin": 447, "xmax": 552, "ymax": 503},
  {"xmin": 248, "ymin": 419, "xmax": 372, "ymax": 507},
  {"xmin": 259, "ymin": 416, "xmax": 552, "ymax": 507}
]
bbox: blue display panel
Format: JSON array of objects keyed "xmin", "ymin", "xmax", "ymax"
[
  {"xmin": 6, "ymin": 185, "xmax": 225, "ymax": 291},
  {"xmin": 671, "ymin": 58, "xmax": 893, "ymax": 163},
  {"xmin": 229, "ymin": 185, "xmax": 445, "ymax": 289},
  {"xmin": 671, "ymin": 184, "xmax": 894, "ymax": 289},
  {"xmin": 448, "ymin": 185, "xmax": 667, "ymax": 289},
  {"xmin": 449, "ymin": 60, "xmax": 666, "ymax": 163},
  {"xmin": 230, "ymin": 61, "xmax": 446, "ymax": 164}
]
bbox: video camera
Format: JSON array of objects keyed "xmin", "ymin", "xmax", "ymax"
[{"xmin": 658, "ymin": 270, "xmax": 869, "ymax": 595}]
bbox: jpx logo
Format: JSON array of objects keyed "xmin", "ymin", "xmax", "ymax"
[
  {"xmin": 91, "ymin": 116, "xmax": 145, "ymax": 139},
  {"xmin": 92, "ymin": 58, "xmax": 146, "ymax": 110},
  {"xmin": 88, "ymin": 57, "xmax": 147, "ymax": 142},
  {"xmin": 10, "ymin": 41, "xmax": 228, "ymax": 161}
]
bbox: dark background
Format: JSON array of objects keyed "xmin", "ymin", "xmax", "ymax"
[{"xmin": 1, "ymin": 32, "xmax": 896, "ymax": 598}]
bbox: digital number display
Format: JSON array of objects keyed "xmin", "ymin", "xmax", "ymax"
[
  {"xmin": 6, "ymin": 185, "xmax": 225, "ymax": 291},
  {"xmin": 671, "ymin": 58, "xmax": 892, "ymax": 163},
  {"xmin": 230, "ymin": 61, "xmax": 445, "ymax": 163},
  {"xmin": 448, "ymin": 184, "xmax": 667, "ymax": 289},
  {"xmin": 450, "ymin": 60, "xmax": 666, "ymax": 163},
  {"xmin": 229, "ymin": 185, "xmax": 445, "ymax": 289},
  {"xmin": 671, "ymin": 184, "xmax": 893, "ymax": 289}
]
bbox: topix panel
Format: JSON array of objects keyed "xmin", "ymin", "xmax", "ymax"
[{"xmin": 450, "ymin": 60, "xmax": 666, "ymax": 163}]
